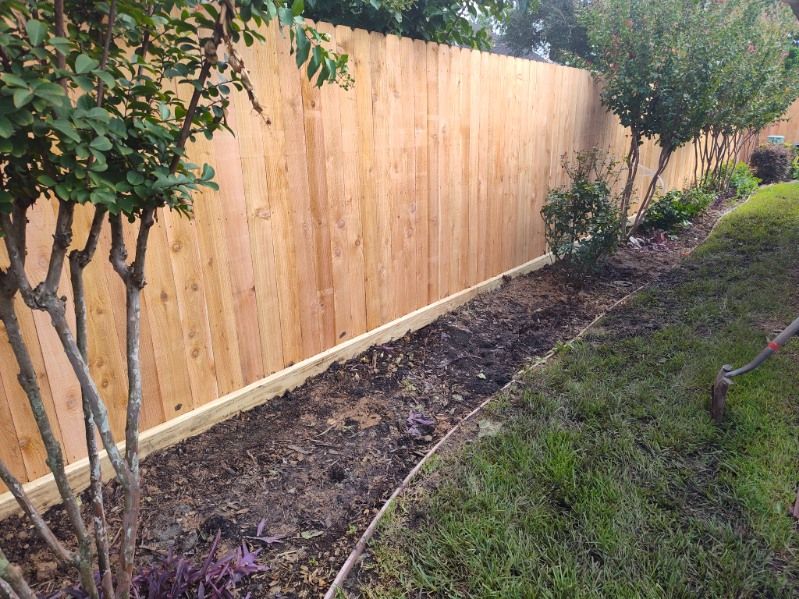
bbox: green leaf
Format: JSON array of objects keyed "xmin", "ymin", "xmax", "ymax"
[
  {"xmin": 89, "ymin": 135, "xmax": 112, "ymax": 151},
  {"xmin": 54, "ymin": 183, "xmax": 71, "ymax": 200},
  {"xmin": 34, "ymin": 81, "xmax": 66, "ymax": 105},
  {"xmin": 26, "ymin": 20, "xmax": 47, "ymax": 46},
  {"xmin": 75, "ymin": 54, "xmax": 100, "ymax": 75},
  {"xmin": 307, "ymin": 47, "xmax": 323, "ymax": 78},
  {"xmin": 0, "ymin": 116, "xmax": 13, "ymax": 138},
  {"xmin": 12, "ymin": 88, "xmax": 34, "ymax": 108},
  {"xmin": 0, "ymin": 73, "xmax": 28, "ymax": 88},
  {"xmin": 36, "ymin": 174, "xmax": 57, "ymax": 187},
  {"xmin": 90, "ymin": 189, "xmax": 116, "ymax": 206},
  {"xmin": 295, "ymin": 27, "xmax": 310, "ymax": 67},
  {"xmin": 126, "ymin": 171, "xmax": 145, "ymax": 185},
  {"xmin": 50, "ymin": 119, "xmax": 81, "ymax": 142},
  {"xmin": 278, "ymin": 7, "xmax": 293, "ymax": 26},
  {"xmin": 49, "ymin": 36, "xmax": 71, "ymax": 56},
  {"xmin": 291, "ymin": 0, "xmax": 304, "ymax": 17},
  {"xmin": 200, "ymin": 163, "xmax": 215, "ymax": 181},
  {"xmin": 86, "ymin": 107, "xmax": 110, "ymax": 122},
  {"xmin": 96, "ymin": 71, "xmax": 116, "ymax": 88}
]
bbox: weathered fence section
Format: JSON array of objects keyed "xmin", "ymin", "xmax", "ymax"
[{"xmin": 0, "ymin": 21, "xmax": 740, "ymax": 495}]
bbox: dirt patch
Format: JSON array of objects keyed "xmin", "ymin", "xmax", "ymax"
[{"xmin": 4, "ymin": 205, "xmax": 728, "ymax": 598}]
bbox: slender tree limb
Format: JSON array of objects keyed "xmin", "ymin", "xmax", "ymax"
[
  {"xmin": 114, "ymin": 207, "xmax": 154, "ymax": 598},
  {"xmin": 42, "ymin": 297, "xmax": 132, "ymax": 486},
  {"xmin": 43, "ymin": 200, "xmax": 75, "ymax": 296},
  {"xmin": 170, "ymin": 4, "xmax": 227, "ymax": 171},
  {"xmin": 1, "ymin": 210, "xmax": 131, "ymax": 487},
  {"xmin": 109, "ymin": 213, "xmax": 130, "ymax": 281},
  {"xmin": 0, "ymin": 460, "xmax": 75, "ymax": 566},
  {"xmin": 0, "ymin": 297, "xmax": 98, "ymax": 598},
  {"xmin": 69, "ymin": 207, "xmax": 114, "ymax": 599},
  {"xmin": 54, "ymin": 0, "xmax": 67, "ymax": 92},
  {"xmin": 0, "ymin": 577, "xmax": 18, "ymax": 599},
  {"xmin": 96, "ymin": 0, "xmax": 118, "ymax": 107},
  {"xmin": 0, "ymin": 547, "xmax": 34, "ymax": 599},
  {"xmin": 631, "ymin": 147, "xmax": 673, "ymax": 235}
]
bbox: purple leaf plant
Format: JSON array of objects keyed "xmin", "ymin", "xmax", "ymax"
[
  {"xmin": 44, "ymin": 531, "xmax": 266, "ymax": 599},
  {"xmin": 407, "ymin": 411, "xmax": 436, "ymax": 437}
]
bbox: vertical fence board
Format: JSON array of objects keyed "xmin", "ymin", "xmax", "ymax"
[
  {"xmin": 413, "ymin": 39, "xmax": 430, "ymax": 311},
  {"xmin": 426, "ymin": 42, "xmax": 441, "ymax": 303},
  {"xmin": 368, "ymin": 31, "xmax": 395, "ymax": 324}
]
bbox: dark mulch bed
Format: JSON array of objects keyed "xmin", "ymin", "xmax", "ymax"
[{"xmin": 4, "ymin": 203, "xmax": 728, "ymax": 598}]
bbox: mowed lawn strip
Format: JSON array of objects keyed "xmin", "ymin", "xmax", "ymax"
[{"xmin": 362, "ymin": 183, "xmax": 799, "ymax": 598}]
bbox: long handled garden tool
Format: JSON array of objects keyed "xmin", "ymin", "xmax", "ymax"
[{"xmin": 710, "ymin": 314, "xmax": 799, "ymax": 423}]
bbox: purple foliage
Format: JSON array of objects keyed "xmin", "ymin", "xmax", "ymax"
[
  {"xmin": 406, "ymin": 411, "xmax": 436, "ymax": 437},
  {"xmin": 44, "ymin": 532, "xmax": 266, "ymax": 599},
  {"xmin": 243, "ymin": 519, "xmax": 285, "ymax": 547}
]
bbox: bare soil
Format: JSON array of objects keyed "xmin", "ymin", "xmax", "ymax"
[{"xmin": 4, "ymin": 203, "xmax": 729, "ymax": 598}]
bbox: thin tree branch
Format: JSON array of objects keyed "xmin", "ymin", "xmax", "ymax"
[
  {"xmin": 0, "ymin": 297, "xmax": 98, "ymax": 598},
  {"xmin": 109, "ymin": 213, "xmax": 130, "ymax": 281},
  {"xmin": 0, "ymin": 547, "xmax": 34, "ymax": 599},
  {"xmin": 0, "ymin": 460, "xmax": 76, "ymax": 566},
  {"xmin": 0, "ymin": 577, "xmax": 18, "ymax": 599},
  {"xmin": 43, "ymin": 200, "xmax": 74, "ymax": 296},
  {"xmin": 53, "ymin": 0, "xmax": 67, "ymax": 92},
  {"xmin": 96, "ymin": 0, "xmax": 118, "ymax": 107},
  {"xmin": 114, "ymin": 206, "xmax": 154, "ymax": 598},
  {"xmin": 170, "ymin": 4, "xmax": 228, "ymax": 171},
  {"xmin": 1, "ymin": 211, "xmax": 130, "ymax": 485},
  {"xmin": 68, "ymin": 206, "xmax": 114, "ymax": 598}
]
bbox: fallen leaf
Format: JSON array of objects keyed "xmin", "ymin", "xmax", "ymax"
[{"xmin": 478, "ymin": 419, "xmax": 503, "ymax": 438}]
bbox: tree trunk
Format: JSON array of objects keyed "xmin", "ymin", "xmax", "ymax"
[
  {"xmin": 69, "ymin": 207, "xmax": 115, "ymax": 598},
  {"xmin": 630, "ymin": 146, "xmax": 673, "ymax": 236},
  {"xmin": 620, "ymin": 132, "xmax": 642, "ymax": 237},
  {"xmin": 0, "ymin": 296, "xmax": 98, "ymax": 598}
]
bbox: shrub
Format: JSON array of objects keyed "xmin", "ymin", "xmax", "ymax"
[
  {"xmin": 643, "ymin": 187, "xmax": 715, "ymax": 231},
  {"xmin": 541, "ymin": 148, "xmax": 623, "ymax": 276},
  {"xmin": 727, "ymin": 162, "xmax": 761, "ymax": 198},
  {"xmin": 706, "ymin": 162, "xmax": 760, "ymax": 198},
  {"xmin": 749, "ymin": 145, "xmax": 792, "ymax": 183}
]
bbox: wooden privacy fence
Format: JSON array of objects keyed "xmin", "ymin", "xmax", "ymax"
[{"xmin": 0, "ymin": 20, "xmax": 746, "ymax": 503}]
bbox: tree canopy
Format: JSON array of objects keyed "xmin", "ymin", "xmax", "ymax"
[
  {"xmin": 581, "ymin": 0, "xmax": 799, "ymax": 232},
  {"xmin": 303, "ymin": 0, "xmax": 512, "ymax": 49},
  {"xmin": 500, "ymin": 0, "xmax": 590, "ymax": 63}
]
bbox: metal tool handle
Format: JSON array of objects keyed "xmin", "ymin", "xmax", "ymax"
[{"xmin": 724, "ymin": 314, "xmax": 799, "ymax": 379}]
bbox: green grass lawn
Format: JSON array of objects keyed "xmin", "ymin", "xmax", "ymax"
[{"xmin": 362, "ymin": 184, "xmax": 799, "ymax": 598}]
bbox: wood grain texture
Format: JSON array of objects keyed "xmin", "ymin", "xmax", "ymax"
[{"xmin": 0, "ymin": 20, "xmax": 780, "ymax": 492}]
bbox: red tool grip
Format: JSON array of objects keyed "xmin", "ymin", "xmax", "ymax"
[{"xmin": 768, "ymin": 341, "xmax": 781, "ymax": 352}]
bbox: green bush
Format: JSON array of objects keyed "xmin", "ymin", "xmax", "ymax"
[
  {"xmin": 750, "ymin": 145, "xmax": 792, "ymax": 184},
  {"xmin": 727, "ymin": 162, "xmax": 761, "ymax": 198},
  {"xmin": 643, "ymin": 187, "xmax": 715, "ymax": 231},
  {"xmin": 541, "ymin": 148, "xmax": 623, "ymax": 276}
]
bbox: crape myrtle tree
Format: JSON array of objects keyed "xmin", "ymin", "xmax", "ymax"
[
  {"xmin": 0, "ymin": 1, "xmax": 348, "ymax": 597},
  {"xmin": 694, "ymin": 0, "xmax": 799, "ymax": 190},
  {"xmin": 581, "ymin": 0, "xmax": 722, "ymax": 235},
  {"xmin": 583, "ymin": 0, "xmax": 799, "ymax": 236}
]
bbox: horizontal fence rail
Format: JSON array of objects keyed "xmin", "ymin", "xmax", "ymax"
[{"xmin": 0, "ymin": 20, "xmax": 782, "ymax": 500}]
